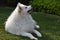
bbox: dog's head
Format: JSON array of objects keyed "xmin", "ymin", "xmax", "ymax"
[{"xmin": 17, "ymin": 2, "xmax": 32, "ymax": 14}]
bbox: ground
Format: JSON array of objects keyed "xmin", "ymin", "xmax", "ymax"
[{"xmin": 0, "ymin": 7, "xmax": 60, "ymax": 40}]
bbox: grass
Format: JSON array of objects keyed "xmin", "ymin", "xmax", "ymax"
[{"xmin": 0, "ymin": 7, "xmax": 60, "ymax": 40}]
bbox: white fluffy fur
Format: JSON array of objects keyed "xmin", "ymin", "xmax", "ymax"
[{"xmin": 5, "ymin": 3, "xmax": 42, "ymax": 40}]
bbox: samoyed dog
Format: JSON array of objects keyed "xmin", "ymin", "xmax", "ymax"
[{"xmin": 5, "ymin": 2, "xmax": 42, "ymax": 40}]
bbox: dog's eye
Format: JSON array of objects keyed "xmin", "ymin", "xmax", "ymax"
[{"xmin": 25, "ymin": 7, "xmax": 27, "ymax": 9}]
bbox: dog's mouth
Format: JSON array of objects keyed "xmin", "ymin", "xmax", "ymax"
[{"xmin": 27, "ymin": 9, "xmax": 32, "ymax": 13}]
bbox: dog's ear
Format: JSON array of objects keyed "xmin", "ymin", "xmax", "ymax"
[
  {"xmin": 17, "ymin": 2, "xmax": 22, "ymax": 13},
  {"xmin": 17, "ymin": 2, "xmax": 21, "ymax": 6},
  {"xmin": 18, "ymin": 6, "xmax": 22, "ymax": 12}
]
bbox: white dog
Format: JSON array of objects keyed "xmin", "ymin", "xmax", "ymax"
[{"xmin": 5, "ymin": 2, "xmax": 42, "ymax": 40}]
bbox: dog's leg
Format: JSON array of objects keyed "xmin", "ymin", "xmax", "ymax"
[
  {"xmin": 21, "ymin": 32, "xmax": 38, "ymax": 40},
  {"xmin": 35, "ymin": 25, "xmax": 40, "ymax": 29},
  {"xmin": 33, "ymin": 30, "xmax": 42, "ymax": 37}
]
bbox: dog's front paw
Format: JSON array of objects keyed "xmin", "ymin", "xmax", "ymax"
[
  {"xmin": 35, "ymin": 25, "xmax": 40, "ymax": 29},
  {"xmin": 32, "ymin": 38, "xmax": 38, "ymax": 40},
  {"xmin": 37, "ymin": 34, "xmax": 42, "ymax": 37}
]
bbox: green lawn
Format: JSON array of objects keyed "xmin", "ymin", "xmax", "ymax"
[{"xmin": 0, "ymin": 7, "xmax": 60, "ymax": 40}]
